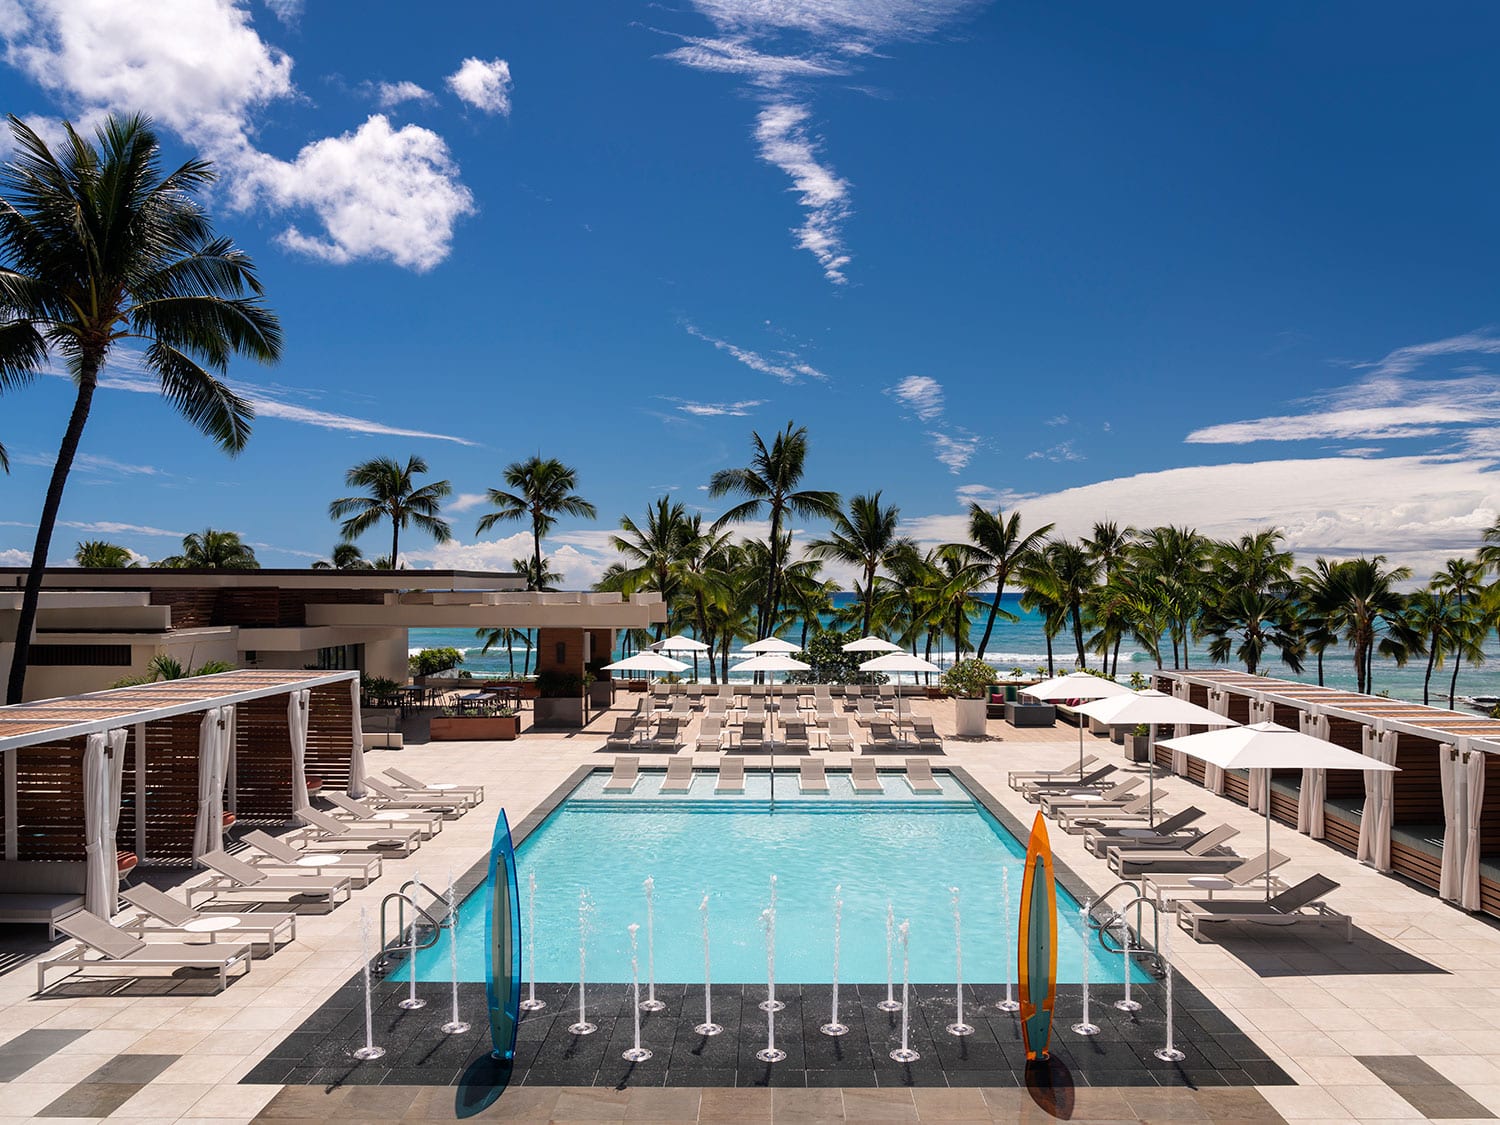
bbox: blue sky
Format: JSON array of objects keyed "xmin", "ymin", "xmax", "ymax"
[{"xmin": 1, "ymin": 0, "xmax": 1498, "ymax": 586}]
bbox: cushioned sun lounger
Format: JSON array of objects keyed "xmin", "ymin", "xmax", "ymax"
[
  {"xmin": 242, "ymin": 828, "xmax": 381, "ymax": 886},
  {"xmin": 851, "ymin": 757, "xmax": 884, "ymax": 794},
  {"xmin": 1055, "ymin": 793, "xmax": 1156, "ymax": 832},
  {"xmin": 660, "ymin": 757, "xmax": 693, "ymax": 793},
  {"xmin": 40, "ymin": 909, "xmax": 252, "ymax": 993},
  {"xmin": 1020, "ymin": 764, "xmax": 1116, "ymax": 799},
  {"xmin": 1176, "ymin": 875, "xmax": 1351, "ymax": 941},
  {"xmin": 1142, "ymin": 850, "xmax": 1291, "ymax": 911},
  {"xmin": 324, "ymin": 793, "xmax": 442, "ymax": 837},
  {"xmin": 604, "ymin": 756, "xmax": 641, "ymax": 792},
  {"xmin": 904, "ymin": 758, "xmax": 942, "ymax": 794},
  {"xmin": 383, "ymin": 767, "xmax": 483, "ymax": 803},
  {"xmin": 295, "ymin": 808, "xmax": 420, "ymax": 856},
  {"xmin": 1040, "ymin": 777, "xmax": 1144, "ymax": 815},
  {"xmin": 1106, "ymin": 824, "xmax": 1241, "ymax": 876},
  {"xmin": 716, "ymin": 756, "xmax": 746, "ymax": 793},
  {"xmin": 1084, "ymin": 807, "xmax": 1205, "ymax": 854},
  {"xmin": 120, "ymin": 884, "xmax": 295, "ymax": 953},
  {"xmin": 799, "ymin": 758, "xmax": 829, "ymax": 793},
  {"xmin": 1008, "ymin": 754, "xmax": 1100, "ymax": 790},
  {"xmin": 188, "ymin": 850, "xmax": 353, "ymax": 908}
]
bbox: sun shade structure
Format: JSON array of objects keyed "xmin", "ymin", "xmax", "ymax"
[
  {"xmin": 602, "ymin": 653, "xmax": 689, "ymax": 674},
  {"xmin": 842, "ymin": 636, "xmax": 901, "ymax": 653},
  {"xmin": 655, "ymin": 634, "xmax": 709, "ymax": 653},
  {"xmin": 741, "ymin": 637, "xmax": 802, "ymax": 654},
  {"xmin": 1022, "ymin": 673, "xmax": 1134, "ymax": 778},
  {"xmin": 0, "ymin": 670, "xmax": 362, "ymax": 918},
  {"xmin": 1161, "ymin": 721, "xmax": 1397, "ymax": 898},
  {"xmin": 859, "ymin": 652, "xmax": 944, "ymax": 722}
]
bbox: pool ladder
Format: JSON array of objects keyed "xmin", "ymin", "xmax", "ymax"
[
  {"xmin": 376, "ymin": 877, "xmax": 456, "ymax": 971},
  {"xmin": 1087, "ymin": 881, "xmax": 1166, "ymax": 976}
]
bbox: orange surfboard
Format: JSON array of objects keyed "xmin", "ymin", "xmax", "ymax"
[{"xmin": 1017, "ymin": 811, "xmax": 1058, "ymax": 1060}]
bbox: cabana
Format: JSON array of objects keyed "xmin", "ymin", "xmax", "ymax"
[{"xmin": 0, "ymin": 670, "xmax": 363, "ymax": 922}]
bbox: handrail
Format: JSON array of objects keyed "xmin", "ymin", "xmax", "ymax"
[
  {"xmin": 377, "ymin": 879, "xmax": 455, "ymax": 969},
  {"xmin": 1086, "ymin": 887, "xmax": 1165, "ymax": 973}
]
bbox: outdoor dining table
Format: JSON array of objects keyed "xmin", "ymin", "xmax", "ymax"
[{"xmin": 454, "ymin": 691, "xmax": 499, "ymax": 715}]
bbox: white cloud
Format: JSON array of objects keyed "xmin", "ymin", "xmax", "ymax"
[
  {"xmin": 1026, "ymin": 440, "xmax": 1084, "ymax": 463},
  {"xmin": 445, "ymin": 56, "xmax": 513, "ymax": 115},
  {"xmin": 885, "ymin": 375, "xmax": 943, "ymax": 421},
  {"xmin": 754, "ymin": 102, "xmax": 851, "ymax": 284},
  {"xmin": 0, "ymin": 548, "xmax": 31, "ymax": 566},
  {"xmin": 663, "ymin": 398, "xmax": 766, "ymax": 417},
  {"xmin": 954, "ymin": 483, "xmax": 1035, "ymax": 510},
  {"xmin": 373, "ymin": 80, "xmax": 434, "ymax": 109},
  {"xmin": 930, "ymin": 430, "xmax": 979, "ymax": 473},
  {"xmin": 447, "ymin": 493, "xmax": 489, "ymax": 514},
  {"xmin": 684, "ymin": 323, "xmax": 828, "ymax": 383},
  {"xmin": 1357, "ymin": 331, "xmax": 1500, "ymax": 379},
  {"xmin": 688, "ymin": 0, "xmax": 984, "ymax": 40},
  {"xmin": 13, "ymin": 451, "xmax": 163, "ymax": 476},
  {"xmin": 61, "ymin": 520, "xmax": 187, "ymax": 538},
  {"xmin": 403, "ymin": 530, "xmax": 612, "ymax": 589},
  {"xmin": 261, "ymin": 0, "xmax": 300, "ymax": 24},
  {"xmin": 1046, "ymin": 414, "xmax": 1069, "ymax": 426},
  {"xmin": 661, "ymin": 35, "xmax": 846, "ymax": 85}
]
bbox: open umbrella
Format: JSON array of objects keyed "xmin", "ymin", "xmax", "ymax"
[
  {"xmin": 656, "ymin": 634, "xmax": 710, "ymax": 682},
  {"xmin": 1022, "ymin": 672, "xmax": 1134, "ymax": 778},
  {"xmin": 734, "ymin": 654, "xmax": 811, "ymax": 738},
  {"xmin": 602, "ymin": 651, "xmax": 689, "ymax": 687},
  {"xmin": 858, "ymin": 652, "xmax": 944, "ymax": 724},
  {"xmin": 843, "ymin": 636, "xmax": 901, "ymax": 654},
  {"xmin": 1160, "ymin": 721, "xmax": 1398, "ymax": 897},
  {"xmin": 743, "ymin": 637, "xmax": 802, "ymax": 654},
  {"xmin": 1075, "ymin": 690, "xmax": 1236, "ymax": 825}
]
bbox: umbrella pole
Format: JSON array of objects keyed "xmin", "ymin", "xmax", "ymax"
[
  {"xmin": 1078, "ymin": 720, "xmax": 1086, "ymax": 780},
  {"xmin": 1266, "ymin": 804, "xmax": 1272, "ymax": 901}
]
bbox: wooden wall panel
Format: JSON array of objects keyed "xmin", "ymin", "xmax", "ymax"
[
  {"xmin": 303, "ymin": 683, "xmax": 354, "ymax": 793},
  {"xmin": 15, "ymin": 738, "xmax": 85, "ymax": 860},
  {"xmin": 234, "ymin": 696, "xmax": 294, "ymax": 822},
  {"xmin": 1393, "ymin": 736, "xmax": 1443, "ymax": 826}
]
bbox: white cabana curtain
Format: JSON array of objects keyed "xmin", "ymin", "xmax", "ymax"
[
  {"xmin": 1357, "ymin": 725, "xmax": 1398, "ymax": 872},
  {"xmin": 1464, "ymin": 740, "xmax": 1485, "ymax": 912},
  {"xmin": 289, "ymin": 690, "xmax": 311, "ymax": 815},
  {"xmin": 82, "ymin": 732, "xmax": 112, "ymax": 917},
  {"xmin": 1440, "ymin": 743, "xmax": 1464, "ymax": 902},
  {"xmin": 1203, "ymin": 689, "xmax": 1229, "ymax": 794},
  {"xmin": 1297, "ymin": 711, "xmax": 1328, "ymax": 839},
  {"xmin": 347, "ymin": 679, "xmax": 367, "ymax": 798},
  {"xmin": 1170, "ymin": 679, "xmax": 1190, "ymax": 776},
  {"xmin": 1247, "ymin": 698, "xmax": 1270, "ymax": 813},
  {"xmin": 192, "ymin": 707, "xmax": 227, "ymax": 862}
]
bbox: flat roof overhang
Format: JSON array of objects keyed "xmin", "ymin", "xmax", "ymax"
[
  {"xmin": 307, "ymin": 591, "xmax": 667, "ymax": 630},
  {"xmin": 0, "ymin": 567, "xmax": 527, "ymax": 593}
]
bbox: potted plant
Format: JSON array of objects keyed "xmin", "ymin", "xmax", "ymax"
[
  {"xmin": 940, "ymin": 658, "xmax": 998, "ymax": 737},
  {"xmin": 409, "ymin": 646, "xmax": 463, "ymax": 686},
  {"xmin": 1126, "ymin": 722, "xmax": 1151, "ymax": 763},
  {"xmin": 430, "ymin": 703, "xmax": 520, "ymax": 741},
  {"xmin": 533, "ymin": 670, "xmax": 585, "ymax": 728}
]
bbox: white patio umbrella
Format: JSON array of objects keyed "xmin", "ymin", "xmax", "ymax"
[
  {"xmin": 743, "ymin": 637, "xmax": 802, "ymax": 654},
  {"xmin": 734, "ymin": 654, "xmax": 811, "ymax": 737},
  {"xmin": 1022, "ymin": 672, "xmax": 1134, "ymax": 779},
  {"xmin": 858, "ymin": 652, "xmax": 944, "ymax": 723},
  {"xmin": 602, "ymin": 651, "xmax": 690, "ymax": 687},
  {"xmin": 1160, "ymin": 722, "xmax": 1398, "ymax": 897},
  {"xmin": 843, "ymin": 636, "xmax": 901, "ymax": 654},
  {"xmin": 1075, "ymin": 690, "xmax": 1237, "ymax": 826},
  {"xmin": 656, "ymin": 633, "xmax": 710, "ymax": 681}
]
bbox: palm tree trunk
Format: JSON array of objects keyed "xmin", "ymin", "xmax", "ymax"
[
  {"xmin": 507, "ymin": 633, "xmax": 516, "ymax": 678},
  {"xmin": 1422, "ymin": 643, "xmax": 1437, "ymax": 706},
  {"xmin": 1448, "ymin": 655, "xmax": 1462, "ymax": 710},
  {"xmin": 7, "ymin": 371, "xmax": 97, "ymax": 704},
  {"xmin": 531, "ymin": 519, "xmax": 543, "ymax": 592},
  {"xmin": 1044, "ymin": 630, "xmax": 1055, "ymax": 677},
  {"xmin": 976, "ymin": 578, "xmax": 1002, "ymax": 659},
  {"xmin": 1071, "ymin": 606, "xmax": 1086, "ymax": 669},
  {"xmin": 391, "ymin": 517, "xmax": 400, "ymax": 571}
]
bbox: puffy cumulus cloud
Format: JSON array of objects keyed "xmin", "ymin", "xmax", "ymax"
[
  {"xmin": 446, "ymin": 56, "xmax": 513, "ymax": 115},
  {"xmin": 0, "ymin": 548, "xmax": 32, "ymax": 566},
  {"xmin": 244, "ymin": 115, "xmax": 476, "ymax": 272},
  {"xmin": 885, "ymin": 375, "xmax": 943, "ymax": 421},
  {"xmin": 373, "ymin": 80, "xmax": 434, "ymax": 109},
  {"xmin": 403, "ymin": 530, "xmax": 613, "ymax": 589},
  {"xmin": 754, "ymin": 102, "xmax": 851, "ymax": 284}
]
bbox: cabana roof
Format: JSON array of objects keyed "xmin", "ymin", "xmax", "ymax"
[{"xmin": 0, "ymin": 669, "xmax": 358, "ymax": 752}]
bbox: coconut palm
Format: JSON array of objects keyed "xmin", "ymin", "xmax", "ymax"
[
  {"xmin": 959, "ymin": 504, "xmax": 1054, "ymax": 660},
  {"xmin": 311, "ymin": 542, "xmax": 372, "ymax": 570},
  {"xmin": 1200, "ymin": 530, "xmax": 1302, "ymax": 674},
  {"xmin": 806, "ymin": 491, "xmax": 909, "ymax": 636},
  {"xmin": 477, "ymin": 456, "xmax": 595, "ymax": 591},
  {"xmin": 1136, "ymin": 526, "xmax": 1210, "ymax": 669},
  {"xmin": 0, "ymin": 114, "xmax": 280, "ymax": 702},
  {"xmin": 157, "ymin": 529, "xmax": 258, "ymax": 569},
  {"xmin": 329, "ymin": 455, "xmax": 451, "ymax": 568},
  {"xmin": 74, "ymin": 540, "xmax": 137, "ymax": 568},
  {"xmin": 610, "ymin": 496, "xmax": 693, "ymax": 641},
  {"xmin": 708, "ymin": 423, "xmax": 840, "ymax": 638},
  {"xmin": 1044, "ymin": 539, "xmax": 1101, "ymax": 669},
  {"xmin": 1429, "ymin": 557, "xmax": 1489, "ymax": 707},
  {"xmin": 1302, "ymin": 555, "xmax": 1412, "ymax": 694},
  {"xmin": 1017, "ymin": 548, "xmax": 1069, "ymax": 676}
]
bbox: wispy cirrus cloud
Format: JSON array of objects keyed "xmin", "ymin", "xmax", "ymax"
[
  {"xmin": 684, "ymin": 323, "xmax": 828, "ymax": 383},
  {"xmin": 660, "ymin": 397, "xmax": 767, "ymax": 417},
  {"xmin": 13, "ymin": 451, "xmax": 164, "ymax": 477},
  {"xmin": 1026, "ymin": 440, "xmax": 1084, "ymax": 463},
  {"xmin": 884, "ymin": 375, "xmax": 944, "ymax": 421},
  {"xmin": 447, "ymin": 493, "xmax": 490, "ymax": 513},
  {"xmin": 930, "ymin": 429, "xmax": 980, "ymax": 473},
  {"xmin": 883, "ymin": 374, "xmax": 979, "ymax": 472},
  {"xmin": 372, "ymin": 80, "xmax": 435, "ymax": 109},
  {"xmin": 662, "ymin": 35, "xmax": 847, "ymax": 84}
]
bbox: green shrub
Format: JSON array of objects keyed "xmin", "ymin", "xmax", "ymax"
[
  {"xmin": 409, "ymin": 647, "xmax": 464, "ymax": 677},
  {"xmin": 940, "ymin": 658, "xmax": 998, "ymax": 699},
  {"xmin": 785, "ymin": 629, "xmax": 886, "ymax": 685}
]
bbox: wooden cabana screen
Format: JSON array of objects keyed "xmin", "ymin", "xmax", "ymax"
[
  {"xmin": 234, "ymin": 696, "xmax": 295, "ymax": 823},
  {"xmin": 118, "ymin": 713, "xmax": 203, "ymax": 863},
  {"xmin": 303, "ymin": 682, "xmax": 355, "ymax": 794},
  {"xmin": 7, "ymin": 737, "xmax": 86, "ymax": 861}
]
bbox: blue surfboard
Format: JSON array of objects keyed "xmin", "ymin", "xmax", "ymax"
[{"xmin": 1018, "ymin": 811, "xmax": 1058, "ymax": 1061}]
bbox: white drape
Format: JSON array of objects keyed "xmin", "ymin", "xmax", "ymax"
[
  {"xmin": 193, "ymin": 708, "xmax": 226, "ymax": 862},
  {"xmin": 1297, "ymin": 711, "xmax": 1328, "ymax": 839},
  {"xmin": 1464, "ymin": 739, "xmax": 1485, "ymax": 912},
  {"xmin": 1170, "ymin": 679, "xmax": 1189, "ymax": 776},
  {"xmin": 1203, "ymin": 688, "xmax": 1228, "ymax": 794},
  {"xmin": 289, "ymin": 690, "xmax": 311, "ymax": 815},
  {"xmin": 82, "ymin": 733, "xmax": 112, "ymax": 917},
  {"xmin": 347, "ymin": 679, "xmax": 367, "ymax": 798},
  {"xmin": 1440, "ymin": 743, "xmax": 1463, "ymax": 902},
  {"xmin": 1247, "ymin": 698, "xmax": 1269, "ymax": 813},
  {"xmin": 1357, "ymin": 724, "xmax": 1398, "ymax": 872}
]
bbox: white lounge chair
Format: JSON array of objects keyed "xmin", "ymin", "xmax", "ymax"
[
  {"xmin": 295, "ymin": 807, "xmax": 421, "ymax": 856},
  {"xmin": 1083, "ymin": 807, "xmax": 1206, "ymax": 855},
  {"xmin": 799, "ymin": 758, "xmax": 829, "ymax": 793},
  {"xmin": 324, "ymin": 793, "xmax": 442, "ymax": 837},
  {"xmin": 1106, "ymin": 825, "xmax": 1241, "ymax": 876},
  {"xmin": 362, "ymin": 777, "xmax": 466, "ymax": 817},
  {"xmin": 696, "ymin": 716, "xmax": 724, "ymax": 752},
  {"xmin": 1008, "ymin": 755, "xmax": 1101, "ymax": 790},
  {"xmin": 1176, "ymin": 875, "xmax": 1351, "ymax": 942},
  {"xmin": 1055, "ymin": 793, "xmax": 1156, "ymax": 833},
  {"xmin": 826, "ymin": 717, "xmax": 856, "ymax": 753},
  {"xmin": 660, "ymin": 757, "xmax": 694, "ymax": 793},
  {"xmin": 383, "ymin": 767, "xmax": 483, "ymax": 804},
  {"xmin": 604, "ymin": 756, "xmax": 641, "ymax": 792},
  {"xmin": 850, "ymin": 758, "xmax": 884, "ymax": 794},
  {"xmin": 904, "ymin": 758, "xmax": 942, "ymax": 794},
  {"xmin": 1142, "ymin": 851, "xmax": 1291, "ymax": 911},
  {"xmin": 39, "ymin": 909, "xmax": 252, "ymax": 993},
  {"xmin": 716, "ymin": 756, "xmax": 746, "ymax": 793},
  {"xmin": 120, "ymin": 884, "xmax": 295, "ymax": 953},
  {"xmin": 189, "ymin": 850, "xmax": 353, "ymax": 908},
  {"xmin": 242, "ymin": 828, "xmax": 382, "ymax": 887}
]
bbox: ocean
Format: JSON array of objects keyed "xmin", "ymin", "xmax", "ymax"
[{"xmin": 409, "ymin": 592, "xmax": 1499, "ymax": 708}]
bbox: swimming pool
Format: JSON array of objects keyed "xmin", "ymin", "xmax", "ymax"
[{"xmin": 399, "ymin": 767, "xmax": 1145, "ymax": 985}]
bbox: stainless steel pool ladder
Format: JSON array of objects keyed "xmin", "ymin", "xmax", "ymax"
[
  {"xmin": 1087, "ymin": 880, "xmax": 1165, "ymax": 974},
  {"xmin": 376, "ymin": 877, "xmax": 456, "ymax": 970}
]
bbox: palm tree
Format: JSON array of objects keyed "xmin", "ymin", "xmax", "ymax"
[
  {"xmin": 329, "ymin": 455, "xmax": 451, "ymax": 567},
  {"xmin": 1085, "ymin": 521, "xmax": 1135, "ymax": 670},
  {"xmin": 476, "ymin": 456, "xmax": 595, "ymax": 591},
  {"xmin": 959, "ymin": 504, "xmax": 1054, "ymax": 660},
  {"xmin": 74, "ymin": 540, "xmax": 137, "ymax": 568},
  {"xmin": 1431, "ymin": 557, "xmax": 1488, "ymax": 707},
  {"xmin": 311, "ymin": 542, "xmax": 372, "ymax": 570},
  {"xmin": 1045, "ymin": 539, "xmax": 1101, "ymax": 669},
  {"xmin": 610, "ymin": 496, "xmax": 693, "ymax": 641},
  {"xmin": 1406, "ymin": 589, "xmax": 1457, "ymax": 706},
  {"xmin": 0, "ymin": 114, "xmax": 280, "ymax": 703},
  {"xmin": 1136, "ymin": 526, "xmax": 1210, "ymax": 669},
  {"xmin": 1479, "ymin": 519, "xmax": 1500, "ymax": 573},
  {"xmin": 512, "ymin": 554, "xmax": 561, "ymax": 593},
  {"xmin": 708, "ymin": 423, "xmax": 840, "ymax": 638},
  {"xmin": 1302, "ymin": 556, "xmax": 1412, "ymax": 694},
  {"xmin": 1200, "ymin": 530, "xmax": 1302, "ymax": 674},
  {"xmin": 157, "ymin": 529, "xmax": 259, "ymax": 569},
  {"xmin": 478, "ymin": 627, "xmax": 530, "ymax": 678},
  {"xmin": 806, "ymin": 491, "xmax": 909, "ymax": 636},
  {"xmin": 1017, "ymin": 548, "xmax": 1068, "ymax": 676}
]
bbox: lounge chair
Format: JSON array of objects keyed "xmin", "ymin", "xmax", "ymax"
[
  {"xmin": 782, "ymin": 720, "xmax": 812, "ymax": 752},
  {"xmin": 660, "ymin": 757, "xmax": 694, "ymax": 793},
  {"xmin": 1020, "ymin": 764, "xmax": 1117, "ymax": 800},
  {"xmin": 911, "ymin": 719, "xmax": 943, "ymax": 752},
  {"xmin": 648, "ymin": 717, "xmax": 685, "ymax": 751},
  {"xmin": 1083, "ymin": 807, "xmax": 1206, "ymax": 854},
  {"xmin": 865, "ymin": 720, "xmax": 910, "ymax": 751},
  {"xmin": 706, "ymin": 696, "xmax": 728, "ymax": 716},
  {"xmin": 604, "ymin": 756, "xmax": 641, "ymax": 792},
  {"xmin": 799, "ymin": 758, "xmax": 830, "ymax": 793},
  {"xmin": 851, "ymin": 758, "xmax": 884, "ymax": 794},
  {"xmin": 605, "ymin": 716, "xmax": 640, "ymax": 750},
  {"xmin": 740, "ymin": 719, "xmax": 766, "ymax": 753},
  {"xmin": 295, "ymin": 807, "xmax": 421, "ymax": 857},
  {"xmin": 1039, "ymin": 777, "xmax": 1144, "ymax": 815},
  {"xmin": 1176, "ymin": 875, "xmax": 1352, "ymax": 942},
  {"xmin": 1142, "ymin": 851, "xmax": 1291, "ymax": 911},
  {"xmin": 1106, "ymin": 825, "xmax": 1242, "ymax": 876},
  {"xmin": 189, "ymin": 850, "xmax": 353, "ymax": 909},
  {"xmin": 120, "ymin": 884, "xmax": 296, "ymax": 953},
  {"xmin": 39, "ymin": 909, "xmax": 253, "ymax": 993},
  {"xmin": 716, "ymin": 756, "xmax": 746, "ymax": 793},
  {"xmin": 383, "ymin": 767, "xmax": 483, "ymax": 804},
  {"xmin": 324, "ymin": 793, "xmax": 443, "ymax": 837},
  {"xmin": 1055, "ymin": 793, "xmax": 1156, "ymax": 833},
  {"xmin": 361, "ymin": 777, "xmax": 465, "ymax": 818},
  {"xmin": 696, "ymin": 716, "xmax": 724, "ymax": 752},
  {"xmin": 904, "ymin": 758, "xmax": 942, "ymax": 794},
  {"xmin": 1007, "ymin": 754, "xmax": 1101, "ymax": 790},
  {"xmin": 242, "ymin": 828, "xmax": 382, "ymax": 887},
  {"xmin": 826, "ymin": 717, "xmax": 856, "ymax": 753}
]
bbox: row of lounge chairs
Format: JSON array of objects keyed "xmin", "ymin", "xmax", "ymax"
[
  {"xmin": 606, "ymin": 712, "xmax": 942, "ymax": 753},
  {"xmin": 1012, "ymin": 756, "xmax": 1352, "ymax": 940},
  {"xmin": 604, "ymin": 755, "xmax": 943, "ymax": 795},
  {"xmin": 35, "ymin": 767, "xmax": 480, "ymax": 994}
]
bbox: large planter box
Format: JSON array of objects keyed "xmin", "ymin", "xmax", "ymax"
[
  {"xmin": 954, "ymin": 697, "xmax": 989, "ymax": 738},
  {"xmin": 588, "ymin": 682, "xmax": 614, "ymax": 709},
  {"xmin": 534, "ymin": 698, "xmax": 584, "ymax": 728},
  {"xmin": 1126, "ymin": 734, "xmax": 1150, "ymax": 762},
  {"xmin": 361, "ymin": 732, "xmax": 404, "ymax": 750},
  {"xmin": 429, "ymin": 715, "xmax": 519, "ymax": 741},
  {"xmin": 1109, "ymin": 726, "xmax": 1126, "ymax": 745},
  {"xmin": 1005, "ymin": 701, "xmax": 1056, "ymax": 728}
]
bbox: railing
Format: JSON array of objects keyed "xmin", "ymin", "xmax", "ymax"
[
  {"xmin": 377, "ymin": 878, "xmax": 455, "ymax": 969},
  {"xmin": 1087, "ymin": 880, "xmax": 1165, "ymax": 974}
]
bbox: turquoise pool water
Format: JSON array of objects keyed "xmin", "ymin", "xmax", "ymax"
[{"xmin": 399, "ymin": 768, "xmax": 1145, "ymax": 985}]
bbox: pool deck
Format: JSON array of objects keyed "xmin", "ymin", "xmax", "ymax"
[{"xmin": 2, "ymin": 695, "xmax": 1499, "ymax": 1121}]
